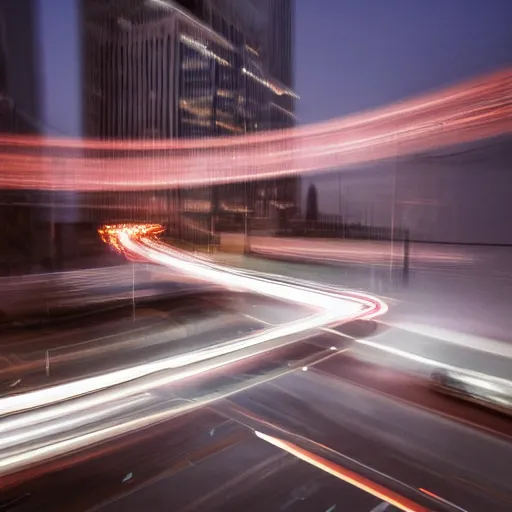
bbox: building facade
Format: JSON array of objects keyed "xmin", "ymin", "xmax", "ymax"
[
  {"xmin": 82, "ymin": 0, "xmax": 299, "ymax": 232},
  {"xmin": 0, "ymin": 0, "xmax": 297, "ymax": 272},
  {"xmin": 83, "ymin": 0, "xmax": 296, "ymax": 138}
]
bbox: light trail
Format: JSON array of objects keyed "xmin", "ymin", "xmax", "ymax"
[
  {"xmin": 0, "ymin": 346, "xmax": 339, "ymax": 480},
  {"xmin": 0, "ymin": 68, "xmax": 509, "ymax": 191},
  {"xmin": 323, "ymin": 326, "xmax": 512, "ymax": 388},
  {"xmin": 0, "ymin": 68, "xmax": 508, "ymax": 150},
  {"xmin": 222, "ymin": 403, "xmax": 468, "ymax": 512},
  {"xmin": 248, "ymin": 237, "xmax": 476, "ymax": 267},
  {"xmin": 0, "ymin": 224, "xmax": 386, "ymax": 416},
  {"xmin": 1, "ymin": 69, "xmax": 507, "ymax": 479},
  {"xmin": 254, "ymin": 430, "xmax": 431, "ymax": 512}
]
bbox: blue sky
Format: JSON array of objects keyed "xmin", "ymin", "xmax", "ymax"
[
  {"xmin": 35, "ymin": 0, "xmax": 512, "ymax": 130},
  {"xmin": 294, "ymin": 0, "xmax": 512, "ymax": 239},
  {"xmin": 295, "ymin": 0, "xmax": 512, "ymax": 124}
]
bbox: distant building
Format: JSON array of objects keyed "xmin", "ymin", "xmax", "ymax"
[
  {"xmin": 83, "ymin": 0, "xmax": 296, "ymax": 138},
  {"xmin": 0, "ymin": 0, "xmax": 92, "ymax": 272}
]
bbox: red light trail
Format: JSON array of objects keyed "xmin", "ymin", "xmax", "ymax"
[{"xmin": 0, "ymin": 68, "xmax": 509, "ymax": 191}]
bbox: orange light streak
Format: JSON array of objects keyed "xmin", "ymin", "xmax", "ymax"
[{"xmin": 254, "ymin": 431, "xmax": 430, "ymax": 512}]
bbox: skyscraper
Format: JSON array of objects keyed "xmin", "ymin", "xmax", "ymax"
[
  {"xmin": 0, "ymin": 0, "xmax": 91, "ymax": 272},
  {"xmin": 82, "ymin": 0, "xmax": 298, "ymax": 227},
  {"xmin": 0, "ymin": 0, "xmax": 42, "ymax": 135},
  {"xmin": 83, "ymin": 0, "xmax": 296, "ymax": 138},
  {"xmin": 0, "ymin": 0, "xmax": 297, "ymax": 272}
]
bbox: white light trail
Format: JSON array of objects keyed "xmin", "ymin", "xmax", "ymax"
[{"xmin": 0, "ymin": 225, "xmax": 386, "ymax": 417}]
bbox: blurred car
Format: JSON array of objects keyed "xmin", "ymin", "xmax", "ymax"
[{"xmin": 430, "ymin": 368, "xmax": 512, "ymax": 416}]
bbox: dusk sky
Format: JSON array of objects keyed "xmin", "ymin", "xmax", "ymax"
[
  {"xmin": 295, "ymin": 0, "xmax": 512, "ymax": 124},
  {"xmin": 294, "ymin": 0, "xmax": 512, "ymax": 242},
  {"xmin": 31, "ymin": 0, "xmax": 512, "ymax": 131}
]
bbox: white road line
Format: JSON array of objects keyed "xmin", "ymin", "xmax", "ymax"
[{"xmin": 322, "ymin": 327, "xmax": 512, "ymax": 387}]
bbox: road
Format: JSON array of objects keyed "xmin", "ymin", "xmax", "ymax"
[
  {"xmin": 0, "ymin": 263, "xmax": 207, "ymax": 320},
  {"xmin": 0, "ymin": 223, "xmax": 377, "ymax": 416},
  {"xmin": 2, "ymin": 327, "xmax": 511, "ymax": 511},
  {"xmin": 1, "ymin": 230, "xmax": 511, "ymax": 510},
  {"xmin": 0, "ymin": 409, "xmax": 380, "ymax": 512},
  {"xmin": 221, "ymin": 369, "xmax": 512, "ymax": 511},
  {"xmin": 0, "ymin": 332, "xmax": 375, "ymax": 510},
  {"xmin": 0, "ymin": 290, "xmax": 277, "ymax": 396},
  {"xmin": 213, "ymin": 252, "xmax": 512, "ymax": 380},
  {"xmin": 6, "ymin": 238, "xmax": 510, "ymax": 394}
]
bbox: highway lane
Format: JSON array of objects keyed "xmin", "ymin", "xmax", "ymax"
[
  {"xmin": 100, "ymin": 433, "xmax": 379, "ymax": 512},
  {"xmin": 0, "ymin": 337, "xmax": 382, "ymax": 511},
  {"xmin": 2, "ymin": 233, "xmax": 510, "ymax": 510},
  {"xmin": 0, "ymin": 291, "xmax": 279, "ymax": 396},
  {"xmin": 2, "ymin": 330, "xmax": 510, "ymax": 511},
  {"xmin": 0, "ymin": 327, "xmax": 351, "ymax": 477},
  {"xmin": 0, "ymin": 333, "xmax": 347, "ymax": 466},
  {"xmin": 0, "ymin": 410, "xmax": 379, "ymax": 512},
  {"xmin": 315, "ymin": 351, "xmax": 512, "ymax": 441},
  {"xmin": 0, "ymin": 223, "xmax": 379, "ymax": 419},
  {"xmin": 212, "ymin": 253, "xmax": 512, "ymax": 380},
  {"xmin": 220, "ymin": 360, "xmax": 512, "ymax": 512},
  {"xmin": 3, "ymin": 273, "xmax": 509, "ymax": 435},
  {"xmin": 336, "ymin": 320, "xmax": 512, "ymax": 382}
]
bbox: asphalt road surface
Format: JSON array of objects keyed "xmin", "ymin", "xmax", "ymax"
[
  {"xmin": 2, "ymin": 328, "xmax": 511, "ymax": 511},
  {"xmin": 1, "ymin": 408, "xmax": 381, "ymax": 512},
  {"xmin": 0, "ymin": 290, "xmax": 283, "ymax": 396},
  {"xmin": 1, "ymin": 264, "xmax": 510, "ymax": 511},
  {"xmin": 222, "ymin": 361, "xmax": 512, "ymax": 512}
]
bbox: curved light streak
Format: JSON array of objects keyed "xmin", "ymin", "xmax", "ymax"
[
  {"xmin": 0, "ymin": 225, "xmax": 386, "ymax": 417},
  {"xmin": 254, "ymin": 431, "xmax": 430, "ymax": 512},
  {"xmin": 0, "ymin": 68, "xmax": 509, "ymax": 150},
  {"xmin": 0, "ymin": 69, "xmax": 509, "ymax": 191}
]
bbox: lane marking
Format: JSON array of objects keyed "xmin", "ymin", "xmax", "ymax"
[
  {"xmin": 322, "ymin": 327, "xmax": 512, "ymax": 387},
  {"xmin": 384, "ymin": 321, "xmax": 512, "ymax": 359}
]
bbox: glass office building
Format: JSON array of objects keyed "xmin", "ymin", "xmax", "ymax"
[{"xmin": 83, "ymin": 0, "xmax": 299, "ymax": 234}]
